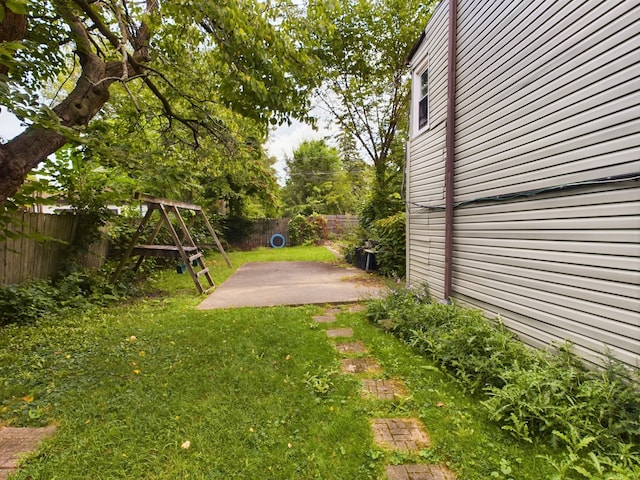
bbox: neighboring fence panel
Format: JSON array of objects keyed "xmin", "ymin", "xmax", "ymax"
[
  {"xmin": 234, "ymin": 218, "xmax": 290, "ymax": 250},
  {"xmin": 323, "ymin": 215, "xmax": 359, "ymax": 235},
  {"xmin": 232, "ymin": 215, "xmax": 359, "ymax": 250},
  {"xmin": 0, "ymin": 212, "xmax": 109, "ymax": 285}
]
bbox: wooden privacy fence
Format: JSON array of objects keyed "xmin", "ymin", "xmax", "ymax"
[
  {"xmin": 323, "ymin": 214, "xmax": 360, "ymax": 234},
  {"xmin": 1, "ymin": 213, "xmax": 360, "ymax": 284},
  {"xmin": 0, "ymin": 212, "xmax": 109, "ymax": 285},
  {"xmin": 234, "ymin": 218, "xmax": 290, "ymax": 250},
  {"xmin": 234, "ymin": 215, "xmax": 359, "ymax": 250}
]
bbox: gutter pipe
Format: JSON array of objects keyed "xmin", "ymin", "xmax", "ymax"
[{"xmin": 444, "ymin": 0, "xmax": 458, "ymax": 301}]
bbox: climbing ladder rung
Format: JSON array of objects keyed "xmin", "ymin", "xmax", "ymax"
[
  {"xmin": 189, "ymin": 252, "xmax": 203, "ymax": 263},
  {"xmin": 196, "ymin": 268, "xmax": 210, "ymax": 277}
]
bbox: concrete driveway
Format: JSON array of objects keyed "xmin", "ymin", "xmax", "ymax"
[{"xmin": 197, "ymin": 261, "xmax": 386, "ymax": 309}]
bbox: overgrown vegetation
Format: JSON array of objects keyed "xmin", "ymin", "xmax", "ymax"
[
  {"xmin": 341, "ymin": 210, "xmax": 406, "ymax": 278},
  {"xmin": 367, "ymin": 286, "xmax": 640, "ymax": 479},
  {"xmin": 370, "ymin": 211, "xmax": 406, "ymax": 278},
  {"xmin": 288, "ymin": 213, "xmax": 328, "ymax": 246},
  {"xmin": 0, "ymin": 266, "xmax": 137, "ymax": 327}
]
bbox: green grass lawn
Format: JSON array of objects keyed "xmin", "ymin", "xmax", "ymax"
[{"xmin": 0, "ymin": 246, "xmax": 557, "ymax": 479}]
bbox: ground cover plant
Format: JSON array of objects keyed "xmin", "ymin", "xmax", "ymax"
[
  {"xmin": 0, "ymin": 246, "xmax": 630, "ymax": 479},
  {"xmin": 366, "ymin": 285, "xmax": 640, "ymax": 480}
]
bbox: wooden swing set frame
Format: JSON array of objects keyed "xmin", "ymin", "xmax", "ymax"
[{"xmin": 110, "ymin": 193, "xmax": 231, "ymax": 294}]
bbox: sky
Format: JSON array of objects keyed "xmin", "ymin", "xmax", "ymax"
[
  {"xmin": 0, "ymin": 109, "xmax": 26, "ymax": 142},
  {"xmin": 266, "ymin": 116, "xmax": 338, "ymax": 184}
]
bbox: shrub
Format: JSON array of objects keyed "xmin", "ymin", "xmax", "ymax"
[
  {"xmin": 369, "ymin": 287, "xmax": 532, "ymax": 393},
  {"xmin": 371, "ymin": 211, "xmax": 406, "ymax": 278},
  {"xmin": 307, "ymin": 213, "xmax": 328, "ymax": 243},
  {"xmin": 366, "ymin": 287, "xmax": 640, "ymax": 477},
  {"xmin": 0, "ymin": 281, "xmax": 57, "ymax": 325},
  {"xmin": 484, "ymin": 351, "xmax": 640, "ymax": 449},
  {"xmin": 0, "ymin": 268, "xmax": 125, "ymax": 326},
  {"xmin": 288, "ymin": 214, "xmax": 327, "ymax": 246}
]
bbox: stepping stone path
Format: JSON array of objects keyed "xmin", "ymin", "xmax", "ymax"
[
  {"xmin": 341, "ymin": 357, "xmax": 382, "ymax": 374},
  {"xmin": 319, "ymin": 304, "xmax": 457, "ymax": 480},
  {"xmin": 314, "ymin": 306, "xmax": 342, "ymax": 324},
  {"xmin": 386, "ymin": 464, "xmax": 457, "ymax": 480},
  {"xmin": 325, "ymin": 327, "xmax": 354, "ymax": 338},
  {"xmin": 335, "ymin": 341, "xmax": 368, "ymax": 354},
  {"xmin": 371, "ymin": 418, "xmax": 431, "ymax": 451},
  {"xmin": 362, "ymin": 379, "xmax": 408, "ymax": 400},
  {"xmin": 313, "ymin": 314, "xmax": 337, "ymax": 323},
  {"xmin": 0, "ymin": 426, "xmax": 56, "ymax": 480}
]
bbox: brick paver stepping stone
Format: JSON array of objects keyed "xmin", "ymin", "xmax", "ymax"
[
  {"xmin": 362, "ymin": 379, "xmax": 408, "ymax": 400},
  {"xmin": 386, "ymin": 464, "xmax": 457, "ymax": 480},
  {"xmin": 348, "ymin": 304, "xmax": 365, "ymax": 313},
  {"xmin": 326, "ymin": 328, "xmax": 354, "ymax": 338},
  {"xmin": 335, "ymin": 341, "xmax": 368, "ymax": 354},
  {"xmin": 313, "ymin": 314, "xmax": 336, "ymax": 323},
  {"xmin": 0, "ymin": 426, "xmax": 56, "ymax": 479},
  {"xmin": 341, "ymin": 357, "xmax": 382, "ymax": 374},
  {"xmin": 371, "ymin": 418, "xmax": 431, "ymax": 451},
  {"xmin": 325, "ymin": 307, "xmax": 342, "ymax": 314}
]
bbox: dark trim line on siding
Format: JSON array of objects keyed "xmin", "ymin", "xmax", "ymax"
[
  {"xmin": 444, "ymin": 0, "xmax": 458, "ymax": 301},
  {"xmin": 407, "ymin": 171, "xmax": 640, "ymax": 212},
  {"xmin": 406, "ymin": 30, "xmax": 426, "ymax": 65}
]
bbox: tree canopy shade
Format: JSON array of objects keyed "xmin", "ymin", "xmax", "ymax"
[{"xmin": 0, "ymin": 0, "xmax": 316, "ymax": 204}]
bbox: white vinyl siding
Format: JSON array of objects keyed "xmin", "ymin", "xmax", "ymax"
[
  {"xmin": 407, "ymin": 0, "xmax": 449, "ymax": 299},
  {"xmin": 407, "ymin": 0, "xmax": 640, "ymax": 368}
]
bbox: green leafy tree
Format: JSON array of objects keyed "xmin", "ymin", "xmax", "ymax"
[
  {"xmin": 82, "ymin": 84, "xmax": 282, "ymax": 218},
  {"xmin": 335, "ymin": 129, "xmax": 371, "ymax": 210},
  {"xmin": 0, "ymin": 0, "xmax": 315, "ymax": 204},
  {"xmin": 42, "ymin": 145, "xmax": 135, "ymax": 249},
  {"xmin": 305, "ymin": 0, "xmax": 434, "ymax": 222},
  {"xmin": 282, "ymin": 139, "xmax": 356, "ymax": 216}
]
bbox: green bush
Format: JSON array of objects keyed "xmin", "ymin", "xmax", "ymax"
[
  {"xmin": 359, "ymin": 188, "xmax": 404, "ymax": 231},
  {"xmin": 0, "ymin": 281, "xmax": 57, "ymax": 325},
  {"xmin": 483, "ymin": 351, "xmax": 640, "ymax": 449},
  {"xmin": 288, "ymin": 214, "xmax": 327, "ymax": 246},
  {"xmin": 371, "ymin": 211, "xmax": 406, "ymax": 278},
  {"xmin": 307, "ymin": 213, "xmax": 328, "ymax": 243},
  {"xmin": 0, "ymin": 268, "xmax": 125, "ymax": 326},
  {"xmin": 367, "ymin": 287, "xmax": 640, "ymax": 477},
  {"xmin": 368, "ymin": 287, "xmax": 532, "ymax": 393}
]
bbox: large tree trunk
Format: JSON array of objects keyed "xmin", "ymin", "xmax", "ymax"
[
  {"xmin": 0, "ymin": 50, "xmax": 121, "ymax": 204},
  {"xmin": 0, "ymin": 0, "xmax": 27, "ymax": 76},
  {"xmin": 0, "ymin": 128, "xmax": 67, "ymax": 202},
  {"xmin": 0, "ymin": 0, "xmax": 155, "ymax": 205}
]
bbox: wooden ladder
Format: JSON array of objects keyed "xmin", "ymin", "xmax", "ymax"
[{"xmin": 110, "ymin": 194, "xmax": 231, "ymax": 294}]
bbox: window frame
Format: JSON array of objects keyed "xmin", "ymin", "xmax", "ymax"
[{"xmin": 411, "ymin": 59, "xmax": 430, "ymax": 136}]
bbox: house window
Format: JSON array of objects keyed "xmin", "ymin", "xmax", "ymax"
[{"xmin": 418, "ymin": 68, "xmax": 429, "ymax": 129}]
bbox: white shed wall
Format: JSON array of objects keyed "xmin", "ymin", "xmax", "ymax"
[{"xmin": 407, "ymin": 0, "xmax": 640, "ymax": 368}]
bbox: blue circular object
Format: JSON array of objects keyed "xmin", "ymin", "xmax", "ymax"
[{"xmin": 270, "ymin": 233, "xmax": 286, "ymax": 248}]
